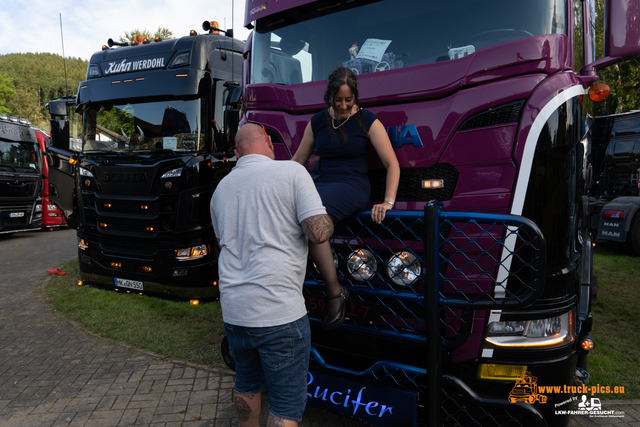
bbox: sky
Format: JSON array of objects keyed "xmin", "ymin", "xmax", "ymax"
[{"xmin": 0, "ymin": 0, "xmax": 252, "ymax": 61}]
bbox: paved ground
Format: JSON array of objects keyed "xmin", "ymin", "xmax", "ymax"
[{"xmin": 0, "ymin": 229, "xmax": 638, "ymax": 426}]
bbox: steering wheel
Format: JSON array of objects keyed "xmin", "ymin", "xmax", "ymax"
[
  {"xmin": 375, "ymin": 61, "xmax": 391, "ymax": 72},
  {"xmin": 466, "ymin": 29, "xmax": 534, "ymax": 43}
]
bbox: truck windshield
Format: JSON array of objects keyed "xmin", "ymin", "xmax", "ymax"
[
  {"xmin": 251, "ymin": 0, "xmax": 567, "ymax": 85},
  {"xmin": 0, "ymin": 141, "xmax": 38, "ymax": 172},
  {"xmin": 81, "ymin": 99, "xmax": 204, "ymax": 153}
]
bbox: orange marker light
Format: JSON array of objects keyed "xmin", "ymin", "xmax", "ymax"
[{"xmin": 588, "ymin": 83, "xmax": 611, "ymax": 102}]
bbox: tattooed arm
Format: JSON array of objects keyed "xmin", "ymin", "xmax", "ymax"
[{"xmin": 301, "ymin": 213, "xmax": 334, "ymax": 244}]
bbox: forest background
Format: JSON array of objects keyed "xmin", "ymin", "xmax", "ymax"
[
  {"xmin": 0, "ymin": 28, "xmax": 171, "ymax": 131},
  {"xmin": 0, "ymin": 1, "xmax": 639, "ymax": 132}
]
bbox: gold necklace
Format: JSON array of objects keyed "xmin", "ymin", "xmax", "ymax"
[{"xmin": 332, "ymin": 110, "xmax": 353, "ymax": 129}]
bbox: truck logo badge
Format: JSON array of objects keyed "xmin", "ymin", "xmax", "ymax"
[
  {"xmin": 386, "ymin": 125, "xmax": 424, "ymax": 148},
  {"xmin": 103, "ymin": 172, "xmax": 148, "ymax": 183},
  {"xmin": 104, "ymin": 57, "xmax": 167, "ymax": 75},
  {"xmin": 601, "ymin": 230, "xmax": 621, "ymax": 237},
  {"xmin": 603, "ymin": 221, "xmax": 620, "ymax": 228},
  {"xmin": 508, "ymin": 372, "xmax": 548, "ymax": 404}
]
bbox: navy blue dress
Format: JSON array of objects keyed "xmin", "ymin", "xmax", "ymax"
[{"xmin": 310, "ymin": 109, "xmax": 378, "ymax": 222}]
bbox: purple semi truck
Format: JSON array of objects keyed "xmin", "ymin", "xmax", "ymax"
[{"xmin": 234, "ymin": 1, "xmax": 640, "ymax": 426}]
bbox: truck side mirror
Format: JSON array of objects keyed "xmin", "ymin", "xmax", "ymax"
[
  {"xmin": 45, "ymin": 98, "xmax": 75, "ymax": 152},
  {"xmin": 223, "ymin": 86, "xmax": 242, "ymax": 151}
]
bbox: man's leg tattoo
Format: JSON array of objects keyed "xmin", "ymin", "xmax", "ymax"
[
  {"xmin": 234, "ymin": 393, "xmax": 256, "ymax": 423},
  {"xmin": 267, "ymin": 413, "xmax": 287, "ymax": 427}
]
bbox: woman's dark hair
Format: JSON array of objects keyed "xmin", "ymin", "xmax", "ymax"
[{"xmin": 324, "ymin": 67, "xmax": 368, "ymax": 141}]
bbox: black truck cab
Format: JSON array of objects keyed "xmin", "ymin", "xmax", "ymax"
[
  {"xmin": 46, "ymin": 26, "xmax": 244, "ymax": 301},
  {"xmin": 0, "ymin": 115, "xmax": 43, "ymax": 235}
]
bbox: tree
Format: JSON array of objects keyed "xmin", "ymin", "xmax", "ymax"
[
  {"xmin": 0, "ymin": 73, "xmax": 15, "ymax": 115},
  {"xmin": 0, "ymin": 53, "xmax": 87, "ymax": 128},
  {"xmin": 119, "ymin": 27, "xmax": 174, "ymax": 44}
]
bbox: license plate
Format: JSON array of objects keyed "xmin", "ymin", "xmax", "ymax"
[
  {"xmin": 307, "ymin": 369, "xmax": 418, "ymax": 427},
  {"xmin": 114, "ymin": 277, "xmax": 144, "ymax": 290},
  {"xmin": 305, "ymin": 294, "xmax": 381, "ymax": 325},
  {"xmin": 10, "ymin": 212, "xmax": 24, "ymax": 218}
]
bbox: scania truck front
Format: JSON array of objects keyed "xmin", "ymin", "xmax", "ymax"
[
  {"xmin": 46, "ymin": 22, "xmax": 243, "ymax": 301},
  {"xmin": 238, "ymin": 0, "xmax": 640, "ymax": 425}
]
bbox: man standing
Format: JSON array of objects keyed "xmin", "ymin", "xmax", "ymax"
[{"xmin": 210, "ymin": 123, "xmax": 333, "ymax": 427}]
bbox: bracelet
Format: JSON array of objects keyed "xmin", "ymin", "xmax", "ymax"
[{"xmin": 383, "ymin": 200, "xmax": 394, "ymax": 207}]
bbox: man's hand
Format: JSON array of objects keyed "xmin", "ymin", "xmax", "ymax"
[{"xmin": 301, "ymin": 214, "xmax": 334, "ymax": 244}]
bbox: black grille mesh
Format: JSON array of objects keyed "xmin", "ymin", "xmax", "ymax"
[
  {"xmin": 369, "ymin": 163, "xmax": 459, "ymax": 202},
  {"xmin": 460, "ymin": 101, "xmax": 524, "ymax": 131}
]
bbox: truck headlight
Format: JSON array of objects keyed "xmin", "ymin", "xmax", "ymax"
[
  {"xmin": 175, "ymin": 244, "xmax": 208, "ymax": 261},
  {"xmin": 485, "ymin": 310, "xmax": 575, "ymax": 348},
  {"xmin": 162, "ymin": 168, "xmax": 182, "ymax": 178},
  {"xmin": 78, "ymin": 237, "xmax": 89, "ymax": 250},
  {"xmin": 386, "ymin": 251, "xmax": 422, "ymax": 286},
  {"xmin": 79, "ymin": 167, "xmax": 94, "ymax": 177},
  {"xmin": 347, "ymin": 249, "xmax": 377, "ymax": 281}
]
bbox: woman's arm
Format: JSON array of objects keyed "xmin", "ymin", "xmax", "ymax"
[
  {"xmin": 369, "ymin": 118, "xmax": 400, "ymax": 224},
  {"xmin": 291, "ymin": 122, "xmax": 316, "ymax": 165}
]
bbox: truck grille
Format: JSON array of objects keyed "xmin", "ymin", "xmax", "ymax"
[
  {"xmin": 0, "ymin": 179, "xmax": 39, "ymax": 197},
  {"xmin": 82, "ymin": 192, "xmax": 178, "ymax": 237},
  {"xmin": 95, "ymin": 199, "xmax": 161, "ymax": 216},
  {"xmin": 369, "ymin": 163, "xmax": 459, "ymax": 202}
]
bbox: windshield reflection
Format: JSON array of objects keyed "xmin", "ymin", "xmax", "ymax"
[
  {"xmin": 0, "ymin": 140, "xmax": 38, "ymax": 172},
  {"xmin": 252, "ymin": 0, "xmax": 566, "ymax": 85},
  {"xmin": 82, "ymin": 99, "xmax": 204, "ymax": 153}
]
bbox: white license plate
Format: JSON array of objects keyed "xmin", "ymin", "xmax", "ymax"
[
  {"xmin": 114, "ymin": 278, "xmax": 144, "ymax": 290},
  {"xmin": 10, "ymin": 212, "xmax": 25, "ymax": 218}
]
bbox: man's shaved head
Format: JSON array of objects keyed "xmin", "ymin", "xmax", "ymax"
[{"xmin": 234, "ymin": 123, "xmax": 274, "ymax": 159}]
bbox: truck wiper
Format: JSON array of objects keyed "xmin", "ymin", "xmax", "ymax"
[
  {"xmin": 84, "ymin": 150, "xmax": 125, "ymax": 156},
  {"xmin": 0, "ymin": 164, "xmax": 18, "ymax": 172},
  {"xmin": 129, "ymin": 148, "xmax": 176, "ymax": 154},
  {"xmin": 15, "ymin": 166, "xmax": 38, "ymax": 173}
]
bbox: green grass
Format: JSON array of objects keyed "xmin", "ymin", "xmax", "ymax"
[
  {"xmin": 43, "ymin": 259, "xmax": 227, "ymax": 370},
  {"xmin": 586, "ymin": 241, "xmax": 640, "ymax": 399},
  {"xmin": 44, "ymin": 244, "xmax": 640, "ymax": 398}
]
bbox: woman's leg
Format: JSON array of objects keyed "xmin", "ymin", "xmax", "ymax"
[
  {"xmin": 308, "ymin": 240, "xmax": 348, "ymax": 328},
  {"xmin": 308, "ymin": 240, "xmax": 340, "ymax": 299}
]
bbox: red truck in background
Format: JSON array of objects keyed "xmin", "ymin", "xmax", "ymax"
[{"xmin": 34, "ymin": 128, "xmax": 66, "ymax": 230}]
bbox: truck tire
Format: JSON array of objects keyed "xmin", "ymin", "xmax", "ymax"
[
  {"xmin": 628, "ymin": 213, "xmax": 640, "ymax": 256},
  {"xmin": 221, "ymin": 336, "xmax": 236, "ymax": 372}
]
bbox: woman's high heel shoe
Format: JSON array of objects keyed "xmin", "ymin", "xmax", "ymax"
[{"xmin": 322, "ymin": 286, "xmax": 351, "ymax": 331}]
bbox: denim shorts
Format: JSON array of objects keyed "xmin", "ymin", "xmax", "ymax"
[{"xmin": 224, "ymin": 315, "xmax": 311, "ymax": 422}]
